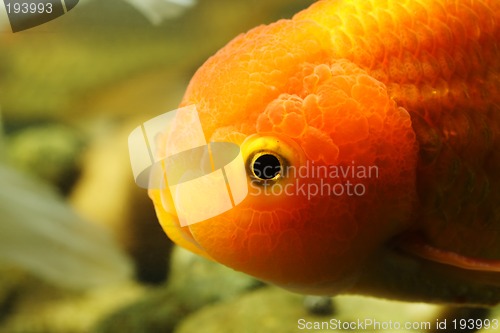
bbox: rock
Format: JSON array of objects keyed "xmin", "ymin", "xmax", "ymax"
[
  {"xmin": 175, "ymin": 287, "xmax": 304, "ymax": 333},
  {"xmin": 168, "ymin": 247, "xmax": 264, "ymax": 308},
  {"xmin": 175, "ymin": 287, "xmax": 443, "ymax": 333},
  {"xmin": 7, "ymin": 124, "xmax": 85, "ymax": 194},
  {"xmin": 93, "ymin": 246, "xmax": 262, "ymax": 333},
  {"xmin": 93, "ymin": 288, "xmax": 186, "ymax": 333},
  {"xmin": 479, "ymin": 306, "xmax": 500, "ymax": 333},
  {"xmin": 0, "ymin": 278, "xmax": 145, "ymax": 333},
  {"xmin": 0, "ymin": 267, "xmax": 28, "ymax": 324},
  {"xmin": 303, "ymin": 295, "xmax": 334, "ymax": 316}
]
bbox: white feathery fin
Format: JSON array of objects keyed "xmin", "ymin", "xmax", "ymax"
[
  {"xmin": 0, "ymin": 110, "xmax": 133, "ymax": 289},
  {"xmin": 123, "ymin": 0, "xmax": 196, "ymax": 25},
  {"xmin": 0, "ymin": 165, "xmax": 134, "ymax": 289}
]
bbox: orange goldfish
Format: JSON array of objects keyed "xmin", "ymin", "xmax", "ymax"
[{"xmin": 148, "ymin": 0, "xmax": 499, "ymax": 305}]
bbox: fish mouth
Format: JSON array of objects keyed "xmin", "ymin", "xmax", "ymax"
[{"xmin": 396, "ymin": 232, "xmax": 500, "ymax": 273}]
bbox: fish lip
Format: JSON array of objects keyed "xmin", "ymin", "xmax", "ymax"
[{"xmin": 395, "ymin": 232, "xmax": 500, "ymax": 273}]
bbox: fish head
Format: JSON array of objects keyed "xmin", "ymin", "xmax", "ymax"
[{"xmin": 149, "ymin": 19, "xmax": 419, "ymax": 295}]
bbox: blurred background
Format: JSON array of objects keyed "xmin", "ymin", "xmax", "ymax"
[{"xmin": 0, "ymin": 1, "xmax": 498, "ymax": 332}]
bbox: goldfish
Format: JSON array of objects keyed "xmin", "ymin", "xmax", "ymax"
[{"xmin": 147, "ymin": 0, "xmax": 499, "ymax": 305}]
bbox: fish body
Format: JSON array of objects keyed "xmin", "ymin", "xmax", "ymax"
[{"xmin": 149, "ymin": 0, "xmax": 499, "ymax": 304}]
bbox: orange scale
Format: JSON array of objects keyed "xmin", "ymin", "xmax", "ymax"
[
  {"xmin": 400, "ymin": 84, "xmax": 421, "ymax": 106},
  {"xmin": 268, "ymin": 102, "xmax": 285, "ymax": 125},
  {"xmin": 314, "ymin": 63, "xmax": 334, "ymax": 83},
  {"xmin": 279, "ymin": 112, "xmax": 307, "ymax": 138},
  {"xmin": 331, "ymin": 30, "xmax": 354, "ymax": 58},
  {"xmin": 303, "ymin": 73, "xmax": 320, "ymax": 93},
  {"xmin": 256, "ymin": 113, "xmax": 274, "ymax": 133},
  {"xmin": 343, "ymin": 13, "xmax": 365, "ymax": 36},
  {"xmin": 302, "ymin": 127, "xmax": 340, "ymax": 164},
  {"xmin": 330, "ymin": 75, "xmax": 356, "ymax": 95},
  {"xmin": 302, "ymin": 92, "xmax": 321, "ymax": 112}
]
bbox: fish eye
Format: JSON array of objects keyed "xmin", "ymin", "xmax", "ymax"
[
  {"xmin": 241, "ymin": 133, "xmax": 305, "ymax": 186},
  {"xmin": 250, "ymin": 152, "xmax": 284, "ymax": 181}
]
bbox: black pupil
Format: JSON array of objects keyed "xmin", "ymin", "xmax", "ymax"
[{"xmin": 253, "ymin": 154, "xmax": 281, "ymax": 180}]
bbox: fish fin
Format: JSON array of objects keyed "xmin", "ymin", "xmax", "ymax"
[
  {"xmin": 0, "ymin": 163, "xmax": 133, "ymax": 289},
  {"xmin": 123, "ymin": 0, "xmax": 195, "ymax": 25},
  {"xmin": 400, "ymin": 234, "xmax": 500, "ymax": 273}
]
